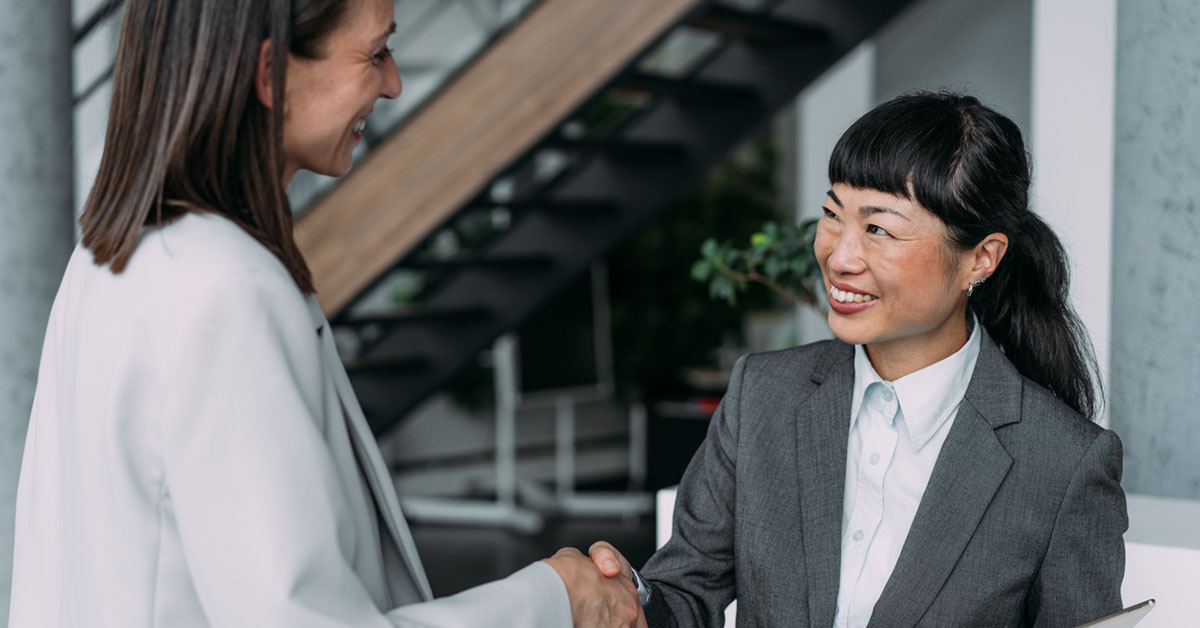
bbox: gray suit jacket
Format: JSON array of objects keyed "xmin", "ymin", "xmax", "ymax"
[{"xmin": 641, "ymin": 330, "xmax": 1127, "ymax": 628}]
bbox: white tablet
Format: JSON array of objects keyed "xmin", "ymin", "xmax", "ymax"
[{"xmin": 1074, "ymin": 599, "xmax": 1155, "ymax": 628}]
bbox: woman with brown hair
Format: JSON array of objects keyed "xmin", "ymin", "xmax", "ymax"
[{"xmin": 9, "ymin": 1, "xmax": 641, "ymax": 626}]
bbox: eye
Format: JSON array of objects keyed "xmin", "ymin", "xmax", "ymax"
[
  {"xmin": 821, "ymin": 206, "xmax": 838, "ymax": 220},
  {"xmin": 372, "ymin": 47, "xmax": 394, "ymax": 63},
  {"xmin": 867, "ymin": 224, "xmax": 890, "ymax": 236}
]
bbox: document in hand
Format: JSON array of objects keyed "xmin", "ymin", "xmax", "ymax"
[{"xmin": 1074, "ymin": 599, "xmax": 1155, "ymax": 628}]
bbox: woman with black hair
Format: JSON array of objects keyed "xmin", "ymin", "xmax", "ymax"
[{"xmin": 590, "ymin": 92, "xmax": 1126, "ymax": 627}]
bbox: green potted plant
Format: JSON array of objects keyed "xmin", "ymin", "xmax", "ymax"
[{"xmin": 690, "ymin": 218, "xmax": 825, "ymax": 310}]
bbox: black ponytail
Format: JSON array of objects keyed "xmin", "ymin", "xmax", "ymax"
[
  {"xmin": 828, "ymin": 91, "xmax": 1101, "ymax": 419},
  {"xmin": 971, "ymin": 213, "xmax": 1100, "ymax": 419}
]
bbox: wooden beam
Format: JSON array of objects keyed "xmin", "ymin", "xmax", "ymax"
[{"xmin": 295, "ymin": 0, "xmax": 701, "ymax": 316}]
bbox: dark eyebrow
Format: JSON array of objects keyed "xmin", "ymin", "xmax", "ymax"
[
  {"xmin": 827, "ymin": 189, "xmax": 909, "ymax": 220},
  {"xmin": 860, "ymin": 205, "xmax": 910, "ymax": 221}
]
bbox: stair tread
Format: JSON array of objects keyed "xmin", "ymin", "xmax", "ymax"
[
  {"xmin": 615, "ymin": 72, "xmax": 760, "ymax": 102},
  {"xmin": 687, "ymin": 4, "xmax": 829, "ymax": 42}
]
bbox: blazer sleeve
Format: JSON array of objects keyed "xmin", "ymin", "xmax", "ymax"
[
  {"xmin": 156, "ymin": 270, "xmax": 571, "ymax": 628},
  {"xmin": 640, "ymin": 354, "xmax": 749, "ymax": 628},
  {"xmin": 1027, "ymin": 429, "xmax": 1128, "ymax": 627}
]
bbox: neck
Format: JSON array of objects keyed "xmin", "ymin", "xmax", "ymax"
[
  {"xmin": 864, "ymin": 307, "xmax": 971, "ymax": 381},
  {"xmin": 283, "ymin": 161, "xmax": 298, "ymax": 189}
]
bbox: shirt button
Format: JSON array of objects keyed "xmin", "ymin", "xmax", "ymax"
[
  {"xmin": 868, "ymin": 452, "xmax": 880, "ymax": 465},
  {"xmin": 853, "ymin": 530, "xmax": 864, "ymax": 542},
  {"xmin": 882, "ymin": 389, "xmax": 894, "ymax": 402}
]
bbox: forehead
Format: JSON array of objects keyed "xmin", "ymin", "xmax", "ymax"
[{"xmin": 328, "ymin": 0, "xmax": 396, "ymax": 44}]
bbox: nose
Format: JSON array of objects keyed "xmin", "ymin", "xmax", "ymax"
[
  {"xmin": 824, "ymin": 230, "xmax": 867, "ymax": 276},
  {"xmin": 381, "ymin": 63, "xmax": 402, "ymax": 100}
]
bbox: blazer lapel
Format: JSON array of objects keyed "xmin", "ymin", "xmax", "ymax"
[
  {"xmin": 307, "ymin": 298, "xmax": 435, "ymax": 602},
  {"xmin": 795, "ymin": 342, "xmax": 855, "ymax": 628},
  {"xmin": 867, "ymin": 330, "xmax": 1021, "ymax": 628}
]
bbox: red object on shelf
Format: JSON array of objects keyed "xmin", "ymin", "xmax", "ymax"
[{"xmin": 695, "ymin": 397, "xmax": 721, "ymax": 414}]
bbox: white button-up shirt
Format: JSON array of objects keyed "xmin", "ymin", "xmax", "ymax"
[{"xmin": 832, "ymin": 320, "xmax": 981, "ymax": 628}]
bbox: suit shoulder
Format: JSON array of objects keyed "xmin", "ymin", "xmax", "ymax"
[
  {"xmin": 741, "ymin": 339, "xmax": 847, "ymax": 372},
  {"xmin": 1005, "ymin": 375, "xmax": 1111, "ymax": 470},
  {"xmin": 1022, "ymin": 377, "xmax": 1102, "ymax": 436},
  {"xmin": 105, "ymin": 213, "xmax": 311, "ymax": 336},
  {"xmin": 733, "ymin": 339, "xmax": 850, "ymax": 393},
  {"xmin": 131, "ymin": 213, "xmax": 295, "ymax": 287}
]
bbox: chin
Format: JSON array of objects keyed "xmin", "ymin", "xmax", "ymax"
[
  {"xmin": 307, "ymin": 161, "xmax": 352, "ymax": 179},
  {"xmin": 826, "ymin": 313, "xmax": 878, "ymax": 346}
]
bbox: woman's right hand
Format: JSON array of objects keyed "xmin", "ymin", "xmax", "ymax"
[{"xmin": 542, "ymin": 546, "xmax": 646, "ymax": 628}]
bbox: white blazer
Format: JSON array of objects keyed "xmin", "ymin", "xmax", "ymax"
[{"xmin": 9, "ymin": 213, "xmax": 571, "ymax": 627}]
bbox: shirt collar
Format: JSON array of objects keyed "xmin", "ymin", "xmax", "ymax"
[{"xmin": 849, "ymin": 316, "xmax": 982, "ymax": 450}]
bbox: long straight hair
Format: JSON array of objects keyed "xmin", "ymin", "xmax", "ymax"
[
  {"xmin": 828, "ymin": 92, "xmax": 1101, "ymax": 420},
  {"xmin": 80, "ymin": 0, "xmax": 350, "ymax": 293}
]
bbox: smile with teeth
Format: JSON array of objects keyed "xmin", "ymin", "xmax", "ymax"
[
  {"xmin": 353, "ymin": 119, "xmax": 367, "ymax": 134},
  {"xmin": 829, "ymin": 285, "xmax": 877, "ymax": 304}
]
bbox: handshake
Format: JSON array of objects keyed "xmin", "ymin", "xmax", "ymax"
[{"xmin": 542, "ymin": 541, "xmax": 646, "ymax": 628}]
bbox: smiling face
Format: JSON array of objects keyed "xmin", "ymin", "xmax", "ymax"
[
  {"xmin": 815, "ymin": 183, "xmax": 984, "ymax": 378},
  {"xmin": 281, "ymin": 0, "xmax": 401, "ymax": 182}
]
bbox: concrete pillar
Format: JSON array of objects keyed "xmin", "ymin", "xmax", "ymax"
[
  {"xmin": 0, "ymin": 0, "xmax": 75, "ymax": 619},
  {"xmin": 1109, "ymin": 0, "xmax": 1200, "ymax": 499}
]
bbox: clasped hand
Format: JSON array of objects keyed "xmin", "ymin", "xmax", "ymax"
[{"xmin": 542, "ymin": 541, "xmax": 643, "ymax": 628}]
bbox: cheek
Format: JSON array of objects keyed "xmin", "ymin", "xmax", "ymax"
[
  {"xmin": 878, "ymin": 249, "xmax": 956, "ymax": 310},
  {"xmin": 813, "ymin": 229, "xmax": 834, "ymax": 269}
]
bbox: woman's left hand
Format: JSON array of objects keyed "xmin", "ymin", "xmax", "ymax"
[{"xmin": 588, "ymin": 540, "xmax": 634, "ymax": 580}]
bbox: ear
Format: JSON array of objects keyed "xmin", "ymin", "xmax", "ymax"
[
  {"xmin": 255, "ymin": 39, "xmax": 275, "ymax": 109},
  {"xmin": 967, "ymin": 232, "xmax": 1009, "ymax": 285}
]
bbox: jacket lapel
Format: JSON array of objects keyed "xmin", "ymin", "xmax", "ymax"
[
  {"xmin": 795, "ymin": 341, "xmax": 855, "ymax": 628},
  {"xmin": 306, "ymin": 298, "xmax": 435, "ymax": 602},
  {"xmin": 867, "ymin": 330, "xmax": 1021, "ymax": 628}
]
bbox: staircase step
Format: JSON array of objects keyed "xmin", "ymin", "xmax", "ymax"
[
  {"xmin": 614, "ymin": 72, "xmax": 760, "ymax": 104},
  {"xmin": 545, "ymin": 136, "xmax": 689, "ymax": 162},
  {"xmin": 687, "ymin": 4, "xmax": 828, "ymax": 43}
]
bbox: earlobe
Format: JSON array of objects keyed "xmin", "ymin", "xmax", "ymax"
[{"xmin": 255, "ymin": 39, "xmax": 274, "ymax": 109}]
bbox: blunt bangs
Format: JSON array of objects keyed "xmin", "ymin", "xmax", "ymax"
[{"xmin": 827, "ymin": 93, "xmax": 972, "ymax": 226}]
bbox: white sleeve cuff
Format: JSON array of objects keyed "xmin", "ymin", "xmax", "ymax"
[{"xmin": 631, "ymin": 567, "xmax": 651, "ymax": 606}]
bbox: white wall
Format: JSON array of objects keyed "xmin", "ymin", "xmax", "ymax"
[
  {"xmin": 875, "ymin": 0, "xmax": 1033, "ymax": 136},
  {"xmin": 1030, "ymin": 0, "xmax": 1118, "ymax": 426}
]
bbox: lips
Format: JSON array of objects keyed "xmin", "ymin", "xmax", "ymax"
[{"xmin": 827, "ymin": 281, "xmax": 878, "ymax": 314}]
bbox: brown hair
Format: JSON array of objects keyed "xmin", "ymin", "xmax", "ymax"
[{"xmin": 80, "ymin": 0, "xmax": 351, "ymax": 293}]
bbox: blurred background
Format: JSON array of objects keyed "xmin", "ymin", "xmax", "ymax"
[{"xmin": 1, "ymin": 0, "xmax": 1197, "ymax": 624}]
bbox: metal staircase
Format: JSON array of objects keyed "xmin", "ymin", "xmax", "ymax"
[{"xmin": 309, "ymin": 0, "xmax": 916, "ymax": 435}]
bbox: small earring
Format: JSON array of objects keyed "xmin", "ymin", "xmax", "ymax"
[{"xmin": 967, "ymin": 277, "xmax": 987, "ymax": 297}]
